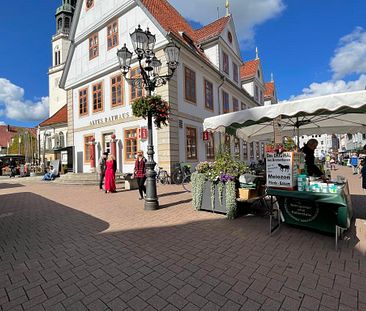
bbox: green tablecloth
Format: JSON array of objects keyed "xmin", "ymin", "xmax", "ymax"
[{"xmin": 267, "ymin": 183, "xmax": 353, "ymax": 233}]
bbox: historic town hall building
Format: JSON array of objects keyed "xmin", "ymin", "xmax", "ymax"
[{"xmin": 40, "ymin": 0, "xmax": 277, "ymax": 174}]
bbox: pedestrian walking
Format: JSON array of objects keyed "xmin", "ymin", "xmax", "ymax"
[
  {"xmin": 360, "ymin": 160, "xmax": 366, "ymax": 190},
  {"xmin": 9, "ymin": 158, "xmax": 16, "ymax": 178},
  {"xmin": 330, "ymin": 157, "xmax": 336, "ymax": 170},
  {"xmin": 97, "ymin": 152, "xmax": 108, "ymax": 190},
  {"xmin": 104, "ymin": 154, "xmax": 116, "ymax": 193},
  {"xmin": 350, "ymin": 153, "xmax": 358, "ymax": 174},
  {"xmin": 134, "ymin": 150, "xmax": 146, "ymax": 200}
]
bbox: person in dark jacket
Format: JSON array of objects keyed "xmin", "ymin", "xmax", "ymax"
[
  {"xmin": 97, "ymin": 152, "xmax": 108, "ymax": 190},
  {"xmin": 9, "ymin": 158, "xmax": 17, "ymax": 178},
  {"xmin": 134, "ymin": 150, "xmax": 147, "ymax": 200},
  {"xmin": 301, "ymin": 139, "xmax": 324, "ymax": 178}
]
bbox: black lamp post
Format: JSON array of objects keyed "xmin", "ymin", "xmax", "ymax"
[{"xmin": 117, "ymin": 26, "xmax": 180, "ymax": 210}]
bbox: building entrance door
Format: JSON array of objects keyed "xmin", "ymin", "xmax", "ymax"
[{"xmin": 103, "ymin": 133, "xmax": 113, "ymax": 154}]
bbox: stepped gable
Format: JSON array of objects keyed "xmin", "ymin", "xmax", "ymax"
[
  {"xmin": 264, "ymin": 81, "xmax": 275, "ymax": 99},
  {"xmin": 39, "ymin": 104, "xmax": 67, "ymax": 127},
  {"xmin": 194, "ymin": 15, "xmax": 230, "ymax": 43},
  {"xmin": 240, "ymin": 59, "xmax": 260, "ymax": 80}
]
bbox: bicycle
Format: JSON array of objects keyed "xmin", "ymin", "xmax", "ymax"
[
  {"xmin": 155, "ymin": 165, "xmax": 170, "ymax": 185},
  {"xmin": 171, "ymin": 162, "xmax": 192, "ymax": 192}
]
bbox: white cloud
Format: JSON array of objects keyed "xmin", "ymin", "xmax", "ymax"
[
  {"xmin": 0, "ymin": 78, "xmax": 49, "ymax": 122},
  {"xmin": 0, "ymin": 121, "xmax": 5, "ymax": 125},
  {"xmin": 330, "ymin": 27, "xmax": 366, "ymax": 79},
  {"xmin": 289, "ymin": 27, "xmax": 366, "ymax": 100},
  {"xmin": 169, "ymin": 0, "xmax": 285, "ymax": 46},
  {"xmin": 289, "ymin": 75, "xmax": 366, "ymax": 101}
]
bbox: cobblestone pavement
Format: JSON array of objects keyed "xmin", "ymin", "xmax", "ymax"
[{"xmin": 0, "ymin": 166, "xmax": 365, "ymax": 311}]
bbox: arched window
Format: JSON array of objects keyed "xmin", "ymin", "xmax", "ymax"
[
  {"xmin": 57, "ymin": 18, "xmax": 62, "ymax": 32},
  {"xmin": 59, "ymin": 132, "xmax": 65, "ymax": 148},
  {"xmin": 64, "ymin": 17, "xmax": 70, "ymax": 31}
]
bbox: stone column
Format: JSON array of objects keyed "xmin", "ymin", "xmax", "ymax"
[
  {"xmin": 111, "ymin": 134, "xmax": 117, "ymax": 159},
  {"xmin": 89, "ymin": 138, "xmax": 96, "ymax": 172}
]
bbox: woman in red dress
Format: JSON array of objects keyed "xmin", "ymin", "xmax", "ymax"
[{"xmin": 104, "ymin": 154, "xmax": 116, "ymax": 193}]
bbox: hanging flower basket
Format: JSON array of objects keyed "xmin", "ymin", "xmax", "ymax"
[{"xmin": 131, "ymin": 95, "xmax": 171, "ymax": 129}]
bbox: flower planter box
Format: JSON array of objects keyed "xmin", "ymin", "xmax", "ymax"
[{"xmin": 192, "ymin": 174, "xmax": 237, "ymax": 219}]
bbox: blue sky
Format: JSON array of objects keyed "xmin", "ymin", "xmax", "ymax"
[{"xmin": 1, "ymin": 0, "xmax": 366, "ymax": 127}]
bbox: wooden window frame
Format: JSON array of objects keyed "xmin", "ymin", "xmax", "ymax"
[
  {"xmin": 184, "ymin": 66, "xmax": 196, "ymax": 104},
  {"xmin": 84, "ymin": 134, "xmax": 94, "ymax": 164},
  {"xmin": 111, "ymin": 74, "xmax": 124, "ymax": 107},
  {"xmin": 233, "ymin": 62, "xmax": 239, "ymax": 83},
  {"xmin": 223, "ymin": 51, "xmax": 229, "ymax": 74},
  {"xmin": 186, "ymin": 126, "xmax": 198, "ymax": 161},
  {"xmin": 79, "ymin": 87, "xmax": 89, "ymax": 117},
  {"xmin": 107, "ymin": 20, "xmax": 119, "ymax": 50},
  {"xmin": 129, "ymin": 67, "xmax": 144, "ymax": 102},
  {"xmin": 89, "ymin": 33, "xmax": 99, "ymax": 60},
  {"xmin": 204, "ymin": 79, "xmax": 214, "ymax": 111},
  {"xmin": 222, "ymin": 90, "xmax": 229, "ymax": 114},
  {"xmin": 124, "ymin": 128, "xmax": 138, "ymax": 162},
  {"xmin": 92, "ymin": 81, "xmax": 104, "ymax": 113},
  {"xmin": 206, "ymin": 132, "xmax": 215, "ymax": 160},
  {"xmin": 233, "ymin": 97, "xmax": 239, "ymax": 112}
]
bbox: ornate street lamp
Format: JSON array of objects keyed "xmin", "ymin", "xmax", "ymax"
[{"xmin": 117, "ymin": 26, "xmax": 180, "ymax": 210}]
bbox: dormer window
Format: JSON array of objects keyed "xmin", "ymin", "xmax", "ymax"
[
  {"xmin": 228, "ymin": 31, "xmax": 233, "ymax": 44},
  {"xmin": 223, "ymin": 52, "xmax": 229, "ymax": 74}
]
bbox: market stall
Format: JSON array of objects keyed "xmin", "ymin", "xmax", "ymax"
[{"xmin": 203, "ymin": 91, "xmax": 366, "ymax": 247}]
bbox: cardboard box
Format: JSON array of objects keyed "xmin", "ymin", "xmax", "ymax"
[{"xmin": 238, "ymin": 188, "xmax": 257, "ymax": 200}]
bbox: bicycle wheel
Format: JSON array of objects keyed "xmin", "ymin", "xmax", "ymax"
[
  {"xmin": 172, "ymin": 169, "xmax": 184, "ymax": 184},
  {"xmin": 182, "ymin": 174, "xmax": 192, "ymax": 192}
]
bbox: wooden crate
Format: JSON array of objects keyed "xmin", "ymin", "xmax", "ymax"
[{"xmin": 238, "ymin": 188, "xmax": 257, "ymax": 200}]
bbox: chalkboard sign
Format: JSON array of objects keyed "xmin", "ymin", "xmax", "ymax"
[{"xmin": 283, "ymin": 198, "xmax": 319, "ymax": 223}]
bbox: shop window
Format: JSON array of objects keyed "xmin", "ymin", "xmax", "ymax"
[
  {"xmin": 233, "ymin": 97, "xmax": 239, "ymax": 112},
  {"xmin": 186, "ymin": 127, "xmax": 197, "ymax": 160},
  {"xmin": 111, "ymin": 75, "xmax": 124, "ymax": 107},
  {"xmin": 130, "ymin": 67, "xmax": 144, "ymax": 101},
  {"xmin": 89, "ymin": 33, "xmax": 99, "ymax": 60},
  {"xmin": 92, "ymin": 82, "xmax": 103, "ymax": 112},
  {"xmin": 222, "ymin": 90, "xmax": 229, "ymax": 113},
  {"xmin": 223, "ymin": 51, "xmax": 229, "ymax": 74},
  {"xmin": 107, "ymin": 20, "xmax": 119, "ymax": 50},
  {"xmin": 234, "ymin": 137, "xmax": 240, "ymax": 158},
  {"xmin": 184, "ymin": 66, "xmax": 196, "ymax": 103},
  {"xmin": 206, "ymin": 132, "xmax": 215, "ymax": 160},
  {"xmin": 79, "ymin": 87, "xmax": 88, "ymax": 116},
  {"xmin": 84, "ymin": 135, "xmax": 94, "ymax": 163},
  {"xmin": 204, "ymin": 79, "xmax": 213, "ymax": 110},
  {"xmin": 242, "ymin": 141, "xmax": 248, "ymax": 159},
  {"xmin": 124, "ymin": 129, "xmax": 138, "ymax": 161}
]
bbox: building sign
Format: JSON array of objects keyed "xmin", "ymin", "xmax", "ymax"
[
  {"xmin": 138, "ymin": 128, "xmax": 148, "ymax": 140},
  {"xmin": 202, "ymin": 131, "xmax": 209, "ymax": 141},
  {"xmin": 90, "ymin": 113, "xmax": 130, "ymax": 126},
  {"xmin": 61, "ymin": 151, "xmax": 68, "ymax": 165},
  {"xmin": 284, "ymin": 198, "xmax": 319, "ymax": 223},
  {"xmin": 266, "ymin": 152, "xmax": 297, "ymax": 188}
]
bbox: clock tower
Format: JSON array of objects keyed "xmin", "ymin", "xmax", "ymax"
[{"xmin": 48, "ymin": 0, "xmax": 77, "ymax": 117}]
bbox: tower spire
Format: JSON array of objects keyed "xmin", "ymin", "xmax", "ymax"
[
  {"xmin": 225, "ymin": 0, "xmax": 230, "ymax": 16},
  {"xmin": 255, "ymin": 47, "xmax": 259, "ymax": 59}
]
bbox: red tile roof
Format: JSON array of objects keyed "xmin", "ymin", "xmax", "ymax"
[
  {"xmin": 240, "ymin": 59, "xmax": 260, "ymax": 80},
  {"xmin": 264, "ymin": 82, "xmax": 275, "ymax": 99},
  {"xmin": 194, "ymin": 16, "xmax": 230, "ymax": 43},
  {"xmin": 0, "ymin": 126, "xmax": 36, "ymax": 148},
  {"xmin": 39, "ymin": 104, "xmax": 67, "ymax": 127},
  {"xmin": 141, "ymin": 0, "xmax": 196, "ymax": 40}
]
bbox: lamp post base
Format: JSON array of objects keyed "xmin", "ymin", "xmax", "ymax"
[{"xmin": 144, "ymin": 198, "xmax": 159, "ymax": 210}]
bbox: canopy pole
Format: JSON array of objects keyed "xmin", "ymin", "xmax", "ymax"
[{"xmin": 296, "ymin": 117, "xmax": 300, "ymax": 150}]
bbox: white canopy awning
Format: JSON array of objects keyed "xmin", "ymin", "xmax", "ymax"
[{"xmin": 203, "ymin": 90, "xmax": 366, "ymax": 141}]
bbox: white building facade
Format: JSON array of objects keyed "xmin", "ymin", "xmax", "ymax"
[{"xmin": 60, "ymin": 0, "xmax": 259, "ymax": 174}]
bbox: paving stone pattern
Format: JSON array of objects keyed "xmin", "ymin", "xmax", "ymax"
[{"xmin": 0, "ymin": 166, "xmax": 365, "ymax": 310}]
